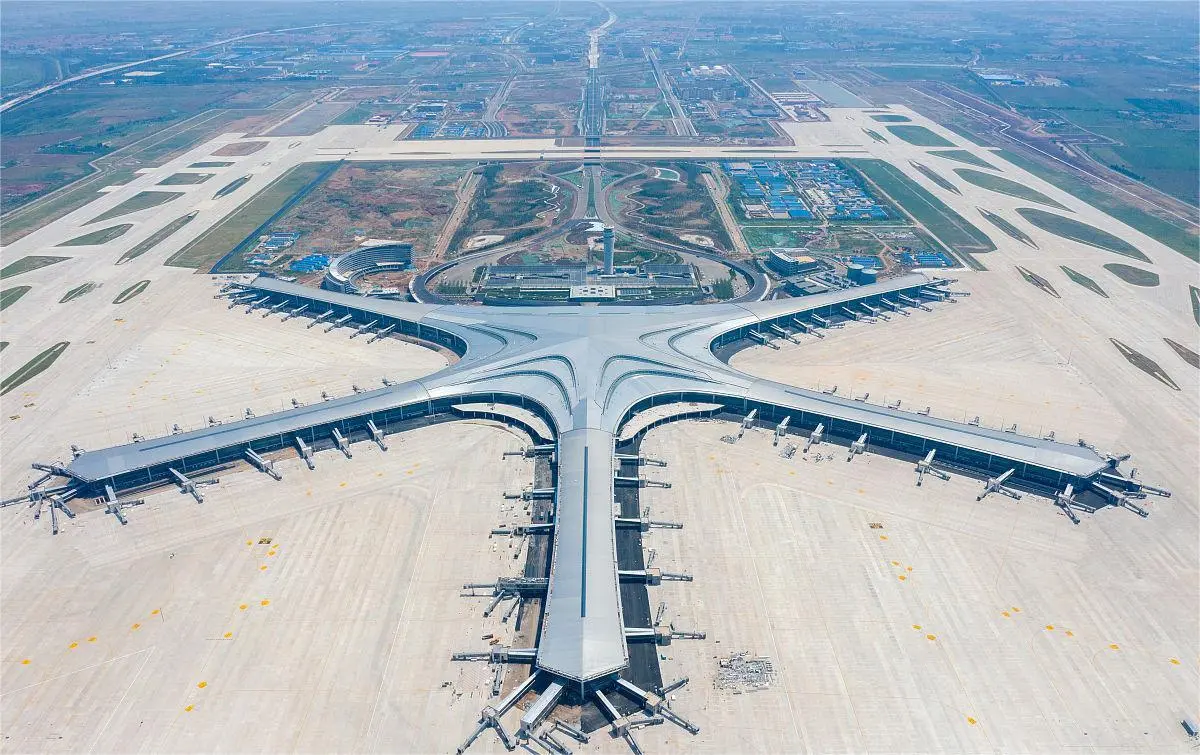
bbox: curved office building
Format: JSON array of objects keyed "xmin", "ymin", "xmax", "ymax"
[{"xmin": 321, "ymin": 243, "xmax": 413, "ymax": 294}]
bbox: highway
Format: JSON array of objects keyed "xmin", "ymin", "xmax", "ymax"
[
  {"xmin": 0, "ymin": 23, "xmax": 353, "ymax": 115},
  {"xmin": 702, "ymin": 169, "xmax": 752, "ymax": 257},
  {"xmin": 646, "ymin": 48, "xmax": 696, "ymax": 137}
]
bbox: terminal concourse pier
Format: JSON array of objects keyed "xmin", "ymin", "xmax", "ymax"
[{"xmin": 17, "ymin": 271, "xmax": 1171, "ymax": 753}]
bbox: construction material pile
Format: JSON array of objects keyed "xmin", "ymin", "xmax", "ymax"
[{"xmin": 715, "ymin": 651, "xmax": 774, "ymax": 693}]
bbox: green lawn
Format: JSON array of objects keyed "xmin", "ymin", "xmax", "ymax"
[
  {"xmin": 1, "ymin": 341, "xmax": 69, "ymax": 396},
  {"xmin": 1017, "ymin": 207, "xmax": 1151, "ymax": 262},
  {"xmin": 158, "ymin": 172, "xmax": 214, "ymax": 186},
  {"xmin": 847, "ymin": 159, "xmax": 995, "ymax": 269},
  {"xmin": 862, "ymin": 129, "xmax": 888, "ymax": 143},
  {"xmin": 743, "ymin": 226, "xmax": 816, "ymax": 249},
  {"xmin": 996, "ymin": 149, "xmax": 1198, "ymax": 262},
  {"xmin": 190, "ymin": 161, "xmax": 234, "ymax": 168},
  {"xmin": 954, "ymin": 169, "xmax": 1070, "ymax": 211},
  {"xmin": 87, "ymin": 191, "xmax": 183, "ymax": 224},
  {"xmin": 59, "ymin": 282, "xmax": 98, "ymax": 303},
  {"xmin": 1104, "ymin": 263, "xmax": 1159, "ymax": 287},
  {"xmin": 978, "ymin": 209, "xmax": 1037, "ymax": 248},
  {"xmin": 213, "ymin": 176, "xmax": 251, "ymax": 199},
  {"xmin": 57, "ymin": 224, "xmax": 132, "ymax": 246},
  {"xmin": 0, "ymin": 256, "xmax": 68, "ymax": 279},
  {"xmin": 0, "ymin": 286, "xmax": 31, "ymax": 311},
  {"xmin": 930, "ymin": 149, "xmax": 997, "ymax": 170},
  {"xmin": 868, "ymin": 65, "xmax": 998, "ymax": 101},
  {"xmin": 886, "ymin": 125, "xmax": 956, "ymax": 148},
  {"xmin": 871, "ymin": 114, "xmax": 911, "ymax": 123},
  {"xmin": 1, "ymin": 169, "xmax": 136, "ymax": 243},
  {"xmin": 911, "ymin": 163, "xmax": 961, "ymax": 195},
  {"xmin": 113, "ymin": 279, "xmax": 151, "ymax": 304},
  {"xmin": 118, "ymin": 213, "xmax": 196, "ymax": 264},
  {"xmin": 1060, "ymin": 266, "xmax": 1108, "ymax": 298},
  {"xmin": 168, "ymin": 163, "xmax": 334, "ymax": 270}
]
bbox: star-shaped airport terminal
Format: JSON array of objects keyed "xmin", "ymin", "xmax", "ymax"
[{"xmin": 17, "ymin": 269, "xmax": 1170, "ymax": 753}]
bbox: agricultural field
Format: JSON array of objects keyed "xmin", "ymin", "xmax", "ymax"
[
  {"xmin": 267, "ymin": 162, "xmax": 472, "ymax": 262},
  {"xmin": 610, "ymin": 162, "xmax": 731, "ymax": 250},
  {"xmin": 0, "ymin": 85, "xmax": 292, "ymax": 211},
  {"xmin": 1, "ymin": 54, "xmax": 59, "ymax": 92},
  {"xmin": 979, "ymin": 62, "xmax": 1200, "ymax": 205}
]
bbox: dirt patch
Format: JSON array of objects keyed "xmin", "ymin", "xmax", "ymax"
[
  {"xmin": 678, "ymin": 233, "xmax": 715, "ymax": 247},
  {"xmin": 465, "ymin": 234, "xmax": 505, "ymax": 250}
]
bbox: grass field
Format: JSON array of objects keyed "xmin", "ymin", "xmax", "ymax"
[
  {"xmin": 743, "ymin": 226, "xmax": 817, "ymax": 249},
  {"xmin": 158, "ymin": 172, "xmax": 213, "ymax": 186},
  {"xmin": 190, "ymin": 161, "xmax": 235, "ymax": 168},
  {"xmin": 117, "ymin": 213, "xmax": 196, "ymax": 264},
  {"xmin": 59, "ymin": 282, "xmax": 98, "ymax": 303},
  {"xmin": 0, "ymin": 169, "xmax": 137, "ymax": 243},
  {"xmin": 87, "ymin": 191, "xmax": 182, "ymax": 223},
  {"xmin": 113, "ymin": 279, "xmax": 151, "ymax": 304},
  {"xmin": 954, "ymin": 169, "xmax": 1070, "ymax": 210},
  {"xmin": 869, "ymin": 65, "xmax": 998, "ymax": 101},
  {"xmin": 212, "ymin": 141, "xmax": 266, "ymax": 157},
  {"xmin": 863, "ymin": 129, "xmax": 888, "ymax": 143},
  {"xmin": 1, "ymin": 54, "xmax": 57, "ymax": 91},
  {"xmin": 911, "ymin": 163, "xmax": 961, "ymax": 195},
  {"xmin": 978, "ymin": 208, "xmax": 1037, "ymax": 248},
  {"xmin": 1060, "ymin": 266, "xmax": 1108, "ymax": 298},
  {"xmin": 57, "ymin": 224, "xmax": 132, "ymax": 246},
  {"xmin": 886, "ymin": 125, "xmax": 956, "ymax": 148},
  {"xmin": 848, "ymin": 159, "xmax": 995, "ymax": 269},
  {"xmin": 0, "ymin": 286, "xmax": 31, "ymax": 311},
  {"xmin": 996, "ymin": 149, "xmax": 1198, "ymax": 262},
  {"xmin": 931, "ymin": 149, "xmax": 997, "ymax": 170},
  {"xmin": 1104, "ymin": 263, "xmax": 1160, "ymax": 287},
  {"xmin": 213, "ymin": 176, "xmax": 251, "ymax": 199},
  {"xmin": 168, "ymin": 163, "xmax": 335, "ymax": 270},
  {"xmin": 1017, "ymin": 207, "xmax": 1151, "ymax": 262},
  {"xmin": 0, "ymin": 256, "xmax": 68, "ymax": 279},
  {"xmin": 1, "ymin": 89, "xmax": 277, "ymax": 215},
  {"xmin": 1, "ymin": 341, "xmax": 69, "ymax": 396},
  {"xmin": 871, "ymin": 114, "xmax": 911, "ymax": 123},
  {"xmin": 981, "ymin": 62, "xmax": 1199, "ymax": 204}
]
